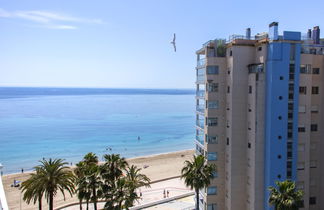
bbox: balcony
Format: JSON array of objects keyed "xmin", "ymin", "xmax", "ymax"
[
  {"xmin": 196, "ymin": 90, "xmax": 205, "ymax": 98},
  {"xmin": 196, "ymin": 135, "xmax": 204, "ymax": 146},
  {"xmin": 196, "ymin": 75, "xmax": 205, "ymax": 83},
  {"xmin": 197, "ymin": 58, "xmax": 206, "ymax": 68},
  {"xmin": 196, "ymin": 120, "xmax": 204, "ymax": 129},
  {"xmin": 196, "ymin": 105, "xmax": 205, "ymax": 114}
]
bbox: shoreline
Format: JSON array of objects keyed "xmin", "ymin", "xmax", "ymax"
[
  {"xmin": 2, "ymin": 149, "xmax": 194, "ymax": 210},
  {"xmin": 2, "ymin": 148, "xmax": 194, "ymax": 177}
]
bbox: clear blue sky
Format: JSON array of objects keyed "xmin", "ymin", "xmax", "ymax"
[{"xmin": 0, "ymin": 0, "xmax": 323, "ymax": 89}]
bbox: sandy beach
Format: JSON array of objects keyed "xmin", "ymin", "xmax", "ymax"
[{"xmin": 2, "ymin": 149, "xmax": 194, "ymax": 210}]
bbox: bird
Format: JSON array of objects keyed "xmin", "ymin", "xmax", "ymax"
[{"xmin": 170, "ymin": 33, "xmax": 176, "ymax": 52}]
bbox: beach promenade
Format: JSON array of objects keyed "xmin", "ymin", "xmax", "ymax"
[{"xmin": 2, "ymin": 149, "xmax": 194, "ymax": 210}]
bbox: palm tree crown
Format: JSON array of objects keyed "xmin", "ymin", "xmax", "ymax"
[
  {"xmin": 181, "ymin": 155, "xmax": 216, "ymax": 210},
  {"xmin": 268, "ymin": 180, "xmax": 303, "ymax": 210},
  {"xmin": 22, "ymin": 158, "xmax": 75, "ymax": 210}
]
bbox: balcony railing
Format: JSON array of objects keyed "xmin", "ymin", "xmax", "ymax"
[
  {"xmin": 196, "ymin": 75, "xmax": 205, "ymax": 83},
  {"xmin": 196, "ymin": 90, "xmax": 205, "ymax": 98},
  {"xmin": 196, "ymin": 120, "xmax": 204, "ymax": 129},
  {"xmin": 196, "ymin": 135, "xmax": 204, "ymax": 145},
  {"xmin": 197, "ymin": 58, "xmax": 206, "ymax": 68},
  {"xmin": 196, "ymin": 105, "xmax": 205, "ymax": 113}
]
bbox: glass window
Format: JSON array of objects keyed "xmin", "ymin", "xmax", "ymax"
[
  {"xmin": 297, "ymin": 162, "xmax": 305, "ymax": 170},
  {"xmin": 300, "ymin": 64, "xmax": 311, "ymax": 74},
  {"xmin": 207, "ymin": 186, "xmax": 217, "ymax": 195},
  {"xmin": 298, "ymin": 127, "xmax": 306, "ymax": 132},
  {"xmin": 248, "ymin": 86, "xmax": 252, "ymax": 94},
  {"xmin": 207, "ymin": 83, "xmax": 218, "ymax": 92},
  {"xmin": 312, "ymin": 86, "xmax": 319, "ymax": 94},
  {"xmin": 207, "ymin": 118, "xmax": 218, "ymax": 126},
  {"xmin": 207, "ymin": 135, "xmax": 218, "ymax": 144},
  {"xmin": 310, "ymin": 161, "xmax": 317, "ymax": 168},
  {"xmin": 207, "ymin": 204, "xmax": 217, "ymax": 210},
  {"xmin": 311, "ymin": 124, "xmax": 318, "ymax": 131},
  {"xmin": 207, "ymin": 101, "xmax": 219, "ymax": 109},
  {"xmin": 311, "ymin": 105, "xmax": 319, "ymax": 113},
  {"xmin": 207, "ymin": 152, "xmax": 217, "ymax": 161},
  {"xmin": 207, "ymin": 66, "xmax": 219, "ymax": 74},
  {"xmin": 299, "ymin": 106, "xmax": 306, "ymax": 113},
  {"xmin": 309, "ymin": 197, "xmax": 316, "ymax": 205},
  {"xmin": 212, "ymin": 171, "xmax": 218, "ymax": 178},
  {"xmin": 312, "ymin": 68, "xmax": 320, "ymax": 74},
  {"xmin": 299, "ymin": 86, "xmax": 307, "ymax": 94}
]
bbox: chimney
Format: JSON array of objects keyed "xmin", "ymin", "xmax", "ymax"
[
  {"xmin": 269, "ymin": 22, "xmax": 279, "ymax": 40},
  {"xmin": 246, "ymin": 28, "xmax": 251, "ymax": 40},
  {"xmin": 307, "ymin": 29, "xmax": 312, "ymax": 39},
  {"xmin": 312, "ymin": 26, "xmax": 320, "ymax": 44}
]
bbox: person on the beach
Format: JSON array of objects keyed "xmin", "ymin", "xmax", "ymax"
[
  {"xmin": 163, "ymin": 189, "xmax": 166, "ymax": 198},
  {"xmin": 167, "ymin": 190, "xmax": 169, "ymax": 197},
  {"xmin": 21, "ymin": 168, "xmax": 24, "ymax": 173}
]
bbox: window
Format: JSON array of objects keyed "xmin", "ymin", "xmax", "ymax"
[
  {"xmin": 226, "ymin": 138, "xmax": 229, "ymax": 145},
  {"xmin": 207, "ymin": 152, "xmax": 217, "ymax": 161},
  {"xmin": 298, "ymin": 126, "xmax": 306, "ymax": 132},
  {"xmin": 309, "ymin": 197, "xmax": 316, "ymax": 205},
  {"xmin": 277, "ymin": 155, "xmax": 281, "ymax": 159},
  {"xmin": 229, "ymin": 50, "xmax": 232, "ymax": 56},
  {"xmin": 227, "ymin": 86, "xmax": 230, "ymax": 93},
  {"xmin": 310, "ymin": 161, "xmax": 317, "ymax": 168},
  {"xmin": 312, "ymin": 68, "xmax": 320, "ymax": 74},
  {"xmin": 297, "ymin": 162, "xmax": 305, "ymax": 170},
  {"xmin": 211, "ymin": 171, "xmax": 218, "ymax": 178},
  {"xmin": 248, "ymin": 86, "xmax": 252, "ymax": 94},
  {"xmin": 207, "ymin": 66, "xmax": 219, "ymax": 74},
  {"xmin": 298, "ymin": 144, "xmax": 305, "ymax": 152},
  {"xmin": 311, "ymin": 124, "xmax": 318, "ymax": 131},
  {"xmin": 299, "ymin": 86, "xmax": 307, "ymax": 94},
  {"xmin": 207, "ymin": 186, "xmax": 217, "ymax": 195},
  {"xmin": 311, "ymin": 105, "xmax": 319, "ymax": 113},
  {"xmin": 248, "ymin": 142, "xmax": 251, "ymax": 148},
  {"xmin": 312, "ymin": 86, "xmax": 319, "ymax": 94},
  {"xmin": 296, "ymin": 182, "xmax": 304, "ymax": 190},
  {"xmin": 278, "ymin": 116, "xmax": 282, "ymax": 120},
  {"xmin": 300, "ymin": 64, "xmax": 311, "ymax": 74},
  {"xmin": 279, "ymin": 96, "xmax": 283, "ymax": 100},
  {"xmin": 207, "ymin": 136, "xmax": 218, "ymax": 144},
  {"xmin": 299, "ymin": 106, "xmax": 306, "ymax": 113},
  {"xmin": 258, "ymin": 46, "xmax": 262, "ymax": 51},
  {"xmin": 207, "ymin": 118, "xmax": 218, "ymax": 126},
  {"xmin": 207, "ymin": 83, "xmax": 219, "ymax": 92},
  {"xmin": 207, "ymin": 204, "xmax": 217, "ymax": 210},
  {"xmin": 207, "ymin": 101, "xmax": 219, "ymax": 109},
  {"xmin": 278, "ymin": 136, "xmax": 282, "ymax": 140},
  {"xmin": 280, "ymin": 76, "xmax": 284, "ymax": 80}
]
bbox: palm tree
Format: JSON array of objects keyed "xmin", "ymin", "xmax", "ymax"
[
  {"xmin": 74, "ymin": 161, "xmax": 91, "ymax": 210},
  {"xmin": 100, "ymin": 154, "xmax": 128, "ymax": 182},
  {"xmin": 81, "ymin": 153, "xmax": 101, "ymax": 210},
  {"xmin": 22, "ymin": 158, "xmax": 75, "ymax": 210},
  {"xmin": 124, "ymin": 165, "xmax": 150, "ymax": 207},
  {"xmin": 21, "ymin": 168, "xmax": 44, "ymax": 210},
  {"xmin": 181, "ymin": 155, "xmax": 216, "ymax": 210},
  {"xmin": 268, "ymin": 180, "xmax": 303, "ymax": 210}
]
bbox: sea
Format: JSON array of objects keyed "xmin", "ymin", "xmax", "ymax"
[{"xmin": 0, "ymin": 87, "xmax": 195, "ymax": 174}]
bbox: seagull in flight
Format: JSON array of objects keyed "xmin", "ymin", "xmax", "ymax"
[{"xmin": 170, "ymin": 33, "xmax": 176, "ymax": 52}]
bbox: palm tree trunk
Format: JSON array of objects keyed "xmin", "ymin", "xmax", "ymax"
[
  {"xmin": 86, "ymin": 200, "xmax": 89, "ymax": 210},
  {"xmin": 195, "ymin": 188, "xmax": 199, "ymax": 210},
  {"xmin": 38, "ymin": 197, "xmax": 42, "ymax": 210},
  {"xmin": 93, "ymin": 187, "xmax": 97, "ymax": 210},
  {"xmin": 79, "ymin": 199, "xmax": 83, "ymax": 210},
  {"xmin": 49, "ymin": 191, "xmax": 54, "ymax": 210}
]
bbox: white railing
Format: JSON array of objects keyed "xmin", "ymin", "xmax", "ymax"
[{"xmin": 0, "ymin": 176, "xmax": 9, "ymax": 210}]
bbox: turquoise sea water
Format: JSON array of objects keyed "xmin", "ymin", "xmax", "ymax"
[{"xmin": 0, "ymin": 87, "xmax": 195, "ymax": 174}]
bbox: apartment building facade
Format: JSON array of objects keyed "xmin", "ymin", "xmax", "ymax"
[{"xmin": 195, "ymin": 23, "xmax": 324, "ymax": 210}]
